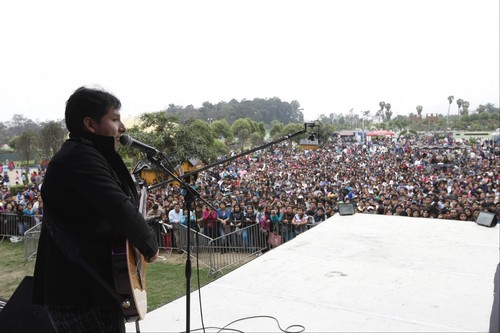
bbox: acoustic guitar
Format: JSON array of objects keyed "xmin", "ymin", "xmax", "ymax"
[{"xmin": 111, "ymin": 186, "xmax": 149, "ymax": 322}]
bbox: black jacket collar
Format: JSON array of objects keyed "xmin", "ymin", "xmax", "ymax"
[{"xmin": 68, "ymin": 131, "xmax": 116, "ymax": 155}]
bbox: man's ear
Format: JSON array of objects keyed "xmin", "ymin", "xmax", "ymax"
[{"xmin": 82, "ymin": 117, "xmax": 96, "ymax": 133}]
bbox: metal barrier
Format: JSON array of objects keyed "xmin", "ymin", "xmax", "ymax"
[
  {"xmin": 0, "ymin": 213, "xmax": 41, "ymax": 239},
  {"xmin": 206, "ymin": 223, "xmax": 270, "ymax": 276},
  {"xmin": 171, "ymin": 223, "xmax": 285, "ymax": 276},
  {"xmin": 24, "ymin": 222, "xmax": 42, "ymax": 262},
  {"xmin": 14, "ymin": 211, "xmax": 325, "ymax": 275},
  {"xmin": 167, "ymin": 221, "xmax": 324, "ymax": 276}
]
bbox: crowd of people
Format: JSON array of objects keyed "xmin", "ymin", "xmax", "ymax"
[
  {"xmin": 1, "ymin": 133, "xmax": 499, "ymax": 243},
  {"xmin": 140, "ymin": 134, "xmax": 499, "ymax": 247}
]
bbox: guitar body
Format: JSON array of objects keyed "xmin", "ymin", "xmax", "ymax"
[{"xmin": 111, "ymin": 239, "xmax": 148, "ymax": 322}]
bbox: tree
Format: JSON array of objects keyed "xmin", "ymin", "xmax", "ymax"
[
  {"xmin": 249, "ymin": 132, "xmax": 265, "ymax": 147},
  {"xmin": 485, "ymin": 103, "xmax": 498, "ymax": 114},
  {"xmin": 269, "ymin": 122, "xmax": 284, "ymax": 140},
  {"xmin": 281, "ymin": 123, "xmax": 305, "ymax": 143},
  {"xmin": 475, "ymin": 104, "xmax": 486, "ymax": 115},
  {"xmin": 384, "ymin": 103, "xmax": 393, "ymax": 121},
  {"xmin": 0, "ymin": 122, "xmax": 9, "ymax": 146},
  {"xmin": 391, "ymin": 116, "xmax": 410, "ymax": 131},
  {"xmin": 461, "ymin": 101, "xmax": 470, "ymax": 116},
  {"xmin": 456, "ymin": 98, "xmax": 463, "ymax": 116},
  {"xmin": 39, "ymin": 121, "xmax": 67, "ymax": 159},
  {"xmin": 447, "ymin": 95, "xmax": 454, "ymax": 128},
  {"xmin": 377, "ymin": 101, "xmax": 385, "ymax": 122},
  {"xmin": 231, "ymin": 119, "xmax": 252, "ymax": 151},
  {"xmin": 318, "ymin": 114, "xmax": 332, "ymax": 125},
  {"xmin": 139, "ymin": 111, "xmax": 179, "ymax": 134},
  {"xmin": 179, "ymin": 119, "xmax": 219, "ymax": 163},
  {"xmin": 361, "ymin": 110, "xmax": 370, "ymax": 133},
  {"xmin": 210, "ymin": 119, "xmax": 233, "ymax": 142},
  {"xmin": 379, "ymin": 101, "xmax": 386, "ymax": 111},
  {"xmin": 348, "ymin": 108, "xmax": 355, "ymax": 129},
  {"xmin": 416, "ymin": 105, "xmax": 423, "ymax": 118},
  {"xmin": 317, "ymin": 122, "xmax": 336, "ymax": 142},
  {"xmin": 6, "ymin": 114, "xmax": 40, "ymax": 135},
  {"xmin": 135, "ymin": 112, "xmax": 180, "ymax": 153},
  {"xmin": 162, "ymin": 97, "xmax": 305, "ymax": 125},
  {"xmin": 11, "ymin": 131, "xmax": 38, "ymax": 175}
]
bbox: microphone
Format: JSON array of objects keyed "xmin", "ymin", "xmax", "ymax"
[{"xmin": 119, "ymin": 134, "xmax": 159, "ymax": 155}]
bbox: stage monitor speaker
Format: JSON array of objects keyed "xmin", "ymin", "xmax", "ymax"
[
  {"xmin": 476, "ymin": 212, "xmax": 498, "ymax": 228},
  {"xmin": 0, "ymin": 276, "xmax": 55, "ymax": 332},
  {"xmin": 338, "ymin": 203, "xmax": 355, "ymax": 216}
]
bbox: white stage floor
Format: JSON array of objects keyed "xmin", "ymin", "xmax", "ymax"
[{"xmin": 127, "ymin": 213, "xmax": 499, "ymax": 332}]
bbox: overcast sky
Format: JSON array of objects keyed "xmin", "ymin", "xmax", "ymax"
[{"xmin": 1, "ymin": 0, "xmax": 498, "ymax": 124}]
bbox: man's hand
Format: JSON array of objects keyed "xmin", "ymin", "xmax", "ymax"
[{"xmin": 145, "ymin": 249, "xmax": 159, "ymax": 263}]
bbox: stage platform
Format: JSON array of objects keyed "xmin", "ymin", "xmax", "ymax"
[{"xmin": 127, "ymin": 213, "xmax": 499, "ymax": 332}]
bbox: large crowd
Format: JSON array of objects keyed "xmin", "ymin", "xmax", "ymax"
[
  {"xmin": 142, "ymin": 134, "xmax": 499, "ymax": 247},
  {"xmin": 1, "ymin": 133, "xmax": 499, "ymax": 242}
]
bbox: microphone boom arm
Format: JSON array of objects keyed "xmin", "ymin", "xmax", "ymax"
[{"xmin": 148, "ymin": 122, "xmax": 313, "ymax": 191}]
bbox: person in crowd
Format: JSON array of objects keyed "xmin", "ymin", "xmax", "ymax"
[
  {"xmin": 202, "ymin": 204, "xmax": 218, "ymax": 239},
  {"xmin": 242, "ymin": 205, "xmax": 257, "ymax": 252},
  {"xmin": 281, "ymin": 205, "xmax": 296, "ymax": 242},
  {"xmin": 194, "ymin": 203, "xmax": 204, "ymax": 234},
  {"xmin": 31, "ymin": 86, "xmax": 158, "ymax": 332},
  {"xmin": 229, "ymin": 203, "xmax": 243, "ymax": 232},
  {"xmin": 229, "ymin": 203, "xmax": 244, "ymax": 249},
  {"xmin": 269, "ymin": 207, "xmax": 283, "ymax": 234},
  {"xmin": 256, "ymin": 205, "xmax": 270, "ymax": 250},
  {"xmin": 146, "ymin": 203, "xmax": 165, "ymax": 244},
  {"xmin": 312, "ymin": 207, "xmax": 327, "ymax": 224},
  {"xmin": 181, "ymin": 207, "xmax": 198, "ymax": 231},
  {"xmin": 292, "ymin": 207, "xmax": 309, "ymax": 236},
  {"xmin": 168, "ymin": 203, "xmax": 184, "ymax": 253},
  {"xmin": 15, "ymin": 203, "xmax": 27, "ymax": 236},
  {"xmin": 216, "ymin": 201, "xmax": 230, "ymax": 252}
]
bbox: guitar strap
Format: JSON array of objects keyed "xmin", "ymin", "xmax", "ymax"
[{"xmin": 41, "ymin": 208, "xmax": 126, "ymax": 306}]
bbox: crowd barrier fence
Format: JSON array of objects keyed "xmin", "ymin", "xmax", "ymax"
[
  {"xmin": 0, "ymin": 213, "xmax": 321, "ymax": 275},
  {"xmin": 0, "ymin": 212, "xmax": 41, "ymax": 239},
  {"xmin": 24, "ymin": 223, "xmax": 42, "ymax": 262},
  {"xmin": 157, "ymin": 221, "xmax": 321, "ymax": 276}
]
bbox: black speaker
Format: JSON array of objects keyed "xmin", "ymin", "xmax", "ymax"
[
  {"xmin": 338, "ymin": 203, "xmax": 355, "ymax": 216},
  {"xmin": 0, "ymin": 276, "xmax": 55, "ymax": 332},
  {"xmin": 475, "ymin": 212, "xmax": 498, "ymax": 227}
]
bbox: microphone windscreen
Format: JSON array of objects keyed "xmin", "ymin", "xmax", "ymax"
[{"xmin": 119, "ymin": 134, "xmax": 132, "ymax": 146}]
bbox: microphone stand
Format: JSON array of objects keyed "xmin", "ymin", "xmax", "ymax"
[
  {"xmin": 144, "ymin": 122, "xmax": 317, "ymax": 332},
  {"xmin": 143, "ymin": 150, "xmax": 216, "ymax": 333}
]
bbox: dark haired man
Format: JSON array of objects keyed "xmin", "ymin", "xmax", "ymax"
[{"xmin": 32, "ymin": 86, "xmax": 159, "ymax": 332}]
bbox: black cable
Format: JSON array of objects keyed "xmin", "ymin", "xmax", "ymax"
[
  {"xmin": 193, "ymin": 221, "xmax": 207, "ymax": 333},
  {"xmin": 182, "ymin": 315, "xmax": 305, "ymax": 333}
]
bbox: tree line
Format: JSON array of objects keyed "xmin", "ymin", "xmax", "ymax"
[
  {"xmin": 1, "ymin": 96, "xmax": 498, "ymax": 171},
  {"xmin": 164, "ymin": 97, "xmax": 304, "ymax": 125}
]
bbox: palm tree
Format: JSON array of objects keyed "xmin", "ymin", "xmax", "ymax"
[
  {"xmin": 416, "ymin": 105, "xmax": 423, "ymax": 118},
  {"xmin": 349, "ymin": 108, "xmax": 354, "ymax": 129},
  {"xmin": 379, "ymin": 101, "xmax": 385, "ymax": 111},
  {"xmin": 384, "ymin": 103, "xmax": 392, "ymax": 121},
  {"xmin": 447, "ymin": 96, "xmax": 454, "ymax": 129},
  {"xmin": 377, "ymin": 102, "xmax": 386, "ymax": 123},
  {"xmin": 461, "ymin": 101, "xmax": 470, "ymax": 116},
  {"xmin": 456, "ymin": 98, "xmax": 463, "ymax": 116},
  {"xmin": 476, "ymin": 104, "xmax": 486, "ymax": 115},
  {"xmin": 361, "ymin": 110, "xmax": 370, "ymax": 138}
]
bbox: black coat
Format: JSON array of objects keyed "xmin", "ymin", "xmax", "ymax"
[{"xmin": 32, "ymin": 132, "xmax": 158, "ymax": 307}]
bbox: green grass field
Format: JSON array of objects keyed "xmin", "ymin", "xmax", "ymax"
[{"xmin": 0, "ymin": 240, "xmax": 219, "ymax": 311}]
